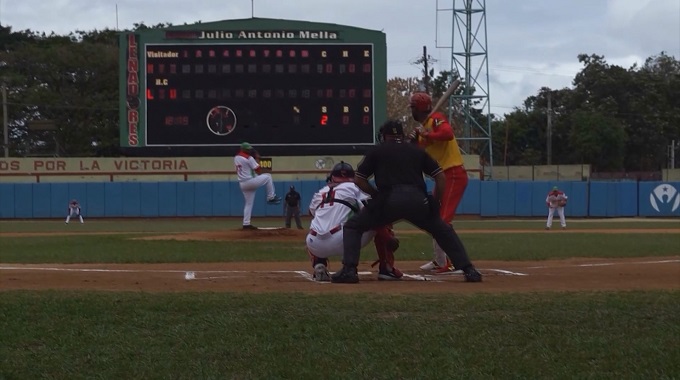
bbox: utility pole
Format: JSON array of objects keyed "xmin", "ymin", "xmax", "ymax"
[
  {"xmin": 2, "ymin": 82, "xmax": 7, "ymax": 158},
  {"xmin": 671, "ymin": 140, "xmax": 676, "ymax": 169},
  {"xmin": 422, "ymin": 46, "xmax": 429, "ymax": 93},
  {"xmin": 547, "ymin": 91, "xmax": 552, "ymax": 165},
  {"xmin": 251, "ymin": 0, "xmax": 254, "ymax": 18}
]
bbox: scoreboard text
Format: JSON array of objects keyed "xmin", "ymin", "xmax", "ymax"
[{"xmin": 143, "ymin": 43, "xmax": 375, "ymax": 146}]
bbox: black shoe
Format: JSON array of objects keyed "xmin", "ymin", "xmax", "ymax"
[
  {"xmin": 330, "ymin": 266, "xmax": 359, "ymax": 284},
  {"xmin": 266, "ymin": 196, "xmax": 282, "ymax": 205},
  {"xmin": 463, "ymin": 265, "xmax": 482, "ymax": 282},
  {"xmin": 242, "ymin": 225, "xmax": 258, "ymax": 230}
]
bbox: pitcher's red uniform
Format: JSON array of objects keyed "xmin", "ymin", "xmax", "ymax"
[{"xmin": 410, "ymin": 92, "xmax": 468, "ymax": 272}]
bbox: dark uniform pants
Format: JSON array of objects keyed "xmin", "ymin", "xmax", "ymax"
[
  {"xmin": 342, "ymin": 186, "xmax": 472, "ymax": 270},
  {"xmin": 285, "ymin": 206, "xmax": 302, "ymax": 228}
]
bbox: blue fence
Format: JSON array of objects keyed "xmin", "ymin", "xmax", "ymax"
[{"xmin": 1, "ymin": 180, "xmax": 679, "ymax": 219}]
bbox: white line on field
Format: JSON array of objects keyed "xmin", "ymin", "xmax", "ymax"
[{"xmin": 524, "ymin": 259, "xmax": 680, "ymax": 269}]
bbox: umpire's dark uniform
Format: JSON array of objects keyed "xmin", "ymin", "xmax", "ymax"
[{"xmin": 331, "ymin": 120, "xmax": 482, "ymax": 283}]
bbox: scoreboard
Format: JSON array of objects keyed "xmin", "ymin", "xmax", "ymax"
[{"xmin": 119, "ymin": 19, "xmax": 387, "ymax": 156}]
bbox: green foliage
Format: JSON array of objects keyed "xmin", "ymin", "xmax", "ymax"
[
  {"xmin": 569, "ymin": 110, "xmax": 626, "ymax": 171},
  {"xmin": 1, "ymin": 291, "xmax": 678, "ymax": 378}
]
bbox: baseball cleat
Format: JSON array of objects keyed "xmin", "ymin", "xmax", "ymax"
[
  {"xmin": 242, "ymin": 225, "xmax": 258, "ymax": 230},
  {"xmin": 419, "ymin": 260, "xmax": 440, "ymax": 271},
  {"xmin": 330, "ymin": 265, "xmax": 359, "ymax": 284},
  {"xmin": 463, "ymin": 265, "xmax": 483, "ymax": 282},
  {"xmin": 266, "ymin": 195, "xmax": 282, "ymax": 205},
  {"xmin": 378, "ymin": 266, "xmax": 403, "ymax": 281},
  {"xmin": 313, "ymin": 263, "xmax": 331, "ymax": 282}
]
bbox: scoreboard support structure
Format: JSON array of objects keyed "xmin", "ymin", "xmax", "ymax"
[{"xmin": 119, "ymin": 18, "xmax": 387, "ymax": 157}]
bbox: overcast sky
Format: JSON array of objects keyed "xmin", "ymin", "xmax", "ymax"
[{"xmin": 2, "ymin": 0, "xmax": 679, "ymax": 116}]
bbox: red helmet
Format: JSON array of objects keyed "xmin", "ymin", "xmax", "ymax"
[{"xmin": 409, "ymin": 92, "xmax": 432, "ymax": 112}]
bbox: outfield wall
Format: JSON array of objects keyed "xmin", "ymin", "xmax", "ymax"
[{"xmin": 1, "ymin": 180, "xmax": 679, "ymax": 219}]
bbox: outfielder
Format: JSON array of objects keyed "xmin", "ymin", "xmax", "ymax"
[
  {"xmin": 65, "ymin": 199, "xmax": 84, "ymax": 224},
  {"xmin": 546, "ymin": 186, "xmax": 568, "ymax": 230},
  {"xmin": 306, "ymin": 161, "xmax": 402, "ymax": 282},
  {"xmin": 234, "ymin": 142, "xmax": 281, "ymax": 230},
  {"xmin": 408, "ymin": 91, "xmax": 469, "ymax": 273}
]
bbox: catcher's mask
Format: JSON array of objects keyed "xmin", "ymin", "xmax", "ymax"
[
  {"xmin": 330, "ymin": 161, "xmax": 355, "ymax": 183},
  {"xmin": 377, "ymin": 119, "xmax": 405, "ymax": 144}
]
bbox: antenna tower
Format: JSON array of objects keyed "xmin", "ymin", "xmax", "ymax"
[{"xmin": 436, "ymin": 0, "xmax": 493, "ymax": 179}]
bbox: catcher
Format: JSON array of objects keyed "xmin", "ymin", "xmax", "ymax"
[
  {"xmin": 306, "ymin": 161, "xmax": 402, "ymax": 282},
  {"xmin": 545, "ymin": 186, "xmax": 568, "ymax": 230}
]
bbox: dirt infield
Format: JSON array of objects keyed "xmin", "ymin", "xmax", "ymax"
[
  {"xmin": 1, "ymin": 258, "xmax": 678, "ymax": 294},
  {"xmin": 1, "ymin": 228, "xmax": 678, "ymax": 294}
]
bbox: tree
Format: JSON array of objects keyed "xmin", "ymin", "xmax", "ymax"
[
  {"xmin": 569, "ymin": 110, "xmax": 626, "ymax": 171},
  {"xmin": 0, "ymin": 28, "xmax": 119, "ymax": 156}
]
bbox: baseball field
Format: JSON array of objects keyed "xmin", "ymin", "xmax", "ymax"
[{"xmin": 1, "ymin": 218, "xmax": 679, "ymax": 378}]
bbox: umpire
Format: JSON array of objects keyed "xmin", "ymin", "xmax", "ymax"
[{"xmin": 331, "ymin": 120, "xmax": 482, "ymax": 283}]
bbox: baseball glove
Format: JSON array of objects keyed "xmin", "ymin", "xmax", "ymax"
[{"xmin": 558, "ymin": 200, "xmax": 567, "ymax": 207}]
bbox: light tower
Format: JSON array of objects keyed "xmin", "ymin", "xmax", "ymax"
[{"xmin": 436, "ymin": 0, "xmax": 493, "ymax": 179}]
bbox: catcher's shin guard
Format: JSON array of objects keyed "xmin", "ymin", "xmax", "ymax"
[
  {"xmin": 371, "ymin": 225, "xmax": 400, "ymax": 270},
  {"xmin": 306, "ymin": 248, "xmax": 328, "ymax": 268}
]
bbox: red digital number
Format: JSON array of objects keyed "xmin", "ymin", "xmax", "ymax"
[
  {"xmin": 169, "ymin": 89, "xmax": 177, "ymax": 100},
  {"xmin": 342, "ymin": 115, "xmax": 350, "ymax": 125},
  {"xmin": 363, "ymin": 115, "xmax": 370, "ymax": 125},
  {"xmin": 165, "ymin": 116, "xmax": 173, "ymax": 125},
  {"xmin": 301, "ymin": 50, "xmax": 309, "ymax": 57},
  {"xmin": 147, "ymin": 64, "xmax": 154, "ymax": 74},
  {"xmin": 289, "ymin": 50, "xmax": 296, "ymax": 57},
  {"xmin": 349, "ymin": 64, "xmax": 356, "ymax": 73},
  {"xmin": 236, "ymin": 50, "xmax": 242, "ymax": 57},
  {"xmin": 250, "ymin": 50, "xmax": 256, "ymax": 57},
  {"xmin": 209, "ymin": 50, "xmax": 215, "ymax": 57},
  {"xmin": 321, "ymin": 115, "xmax": 329, "ymax": 126},
  {"xmin": 146, "ymin": 89, "xmax": 154, "ymax": 100},
  {"xmin": 326, "ymin": 63, "xmax": 333, "ymax": 73},
  {"xmin": 195, "ymin": 50, "xmax": 202, "ymax": 58}
]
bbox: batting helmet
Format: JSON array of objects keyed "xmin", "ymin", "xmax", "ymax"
[
  {"xmin": 409, "ymin": 92, "xmax": 433, "ymax": 112},
  {"xmin": 330, "ymin": 161, "xmax": 355, "ymax": 179}
]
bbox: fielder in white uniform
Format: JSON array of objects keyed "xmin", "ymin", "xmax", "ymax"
[
  {"xmin": 306, "ymin": 162, "xmax": 402, "ymax": 282},
  {"xmin": 234, "ymin": 142, "xmax": 281, "ymax": 229},
  {"xmin": 545, "ymin": 186, "xmax": 568, "ymax": 230},
  {"xmin": 65, "ymin": 199, "xmax": 84, "ymax": 224}
]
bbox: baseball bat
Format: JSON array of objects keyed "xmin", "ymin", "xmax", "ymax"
[{"xmin": 427, "ymin": 79, "xmax": 461, "ymax": 119}]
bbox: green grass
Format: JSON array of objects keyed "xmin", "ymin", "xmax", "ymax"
[
  {"xmin": 0, "ymin": 218, "xmax": 678, "ymax": 233},
  {"xmin": 0, "ymin": 232, "xmax": 678, "ymax": 264},
  {"xmin": 1, "ymin": 291, "xmax": 678, "ymax": 379}
]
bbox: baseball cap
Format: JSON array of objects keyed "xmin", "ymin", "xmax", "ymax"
[
  {"xmin": 552, "ymin": 186, "xmax": 559, "ymax": 191},
  {"xmin": 240, "ymin": 142, "xmax": 252, "ymax": 150}
]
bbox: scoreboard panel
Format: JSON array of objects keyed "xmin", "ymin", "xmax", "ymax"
[
  {"xmin": 144, "ymin": 43, "xmax": 374, "ymax": 146},
  {"xmin": 119, "ymin": 20, "xmax": 387, "ymax": 156}
]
